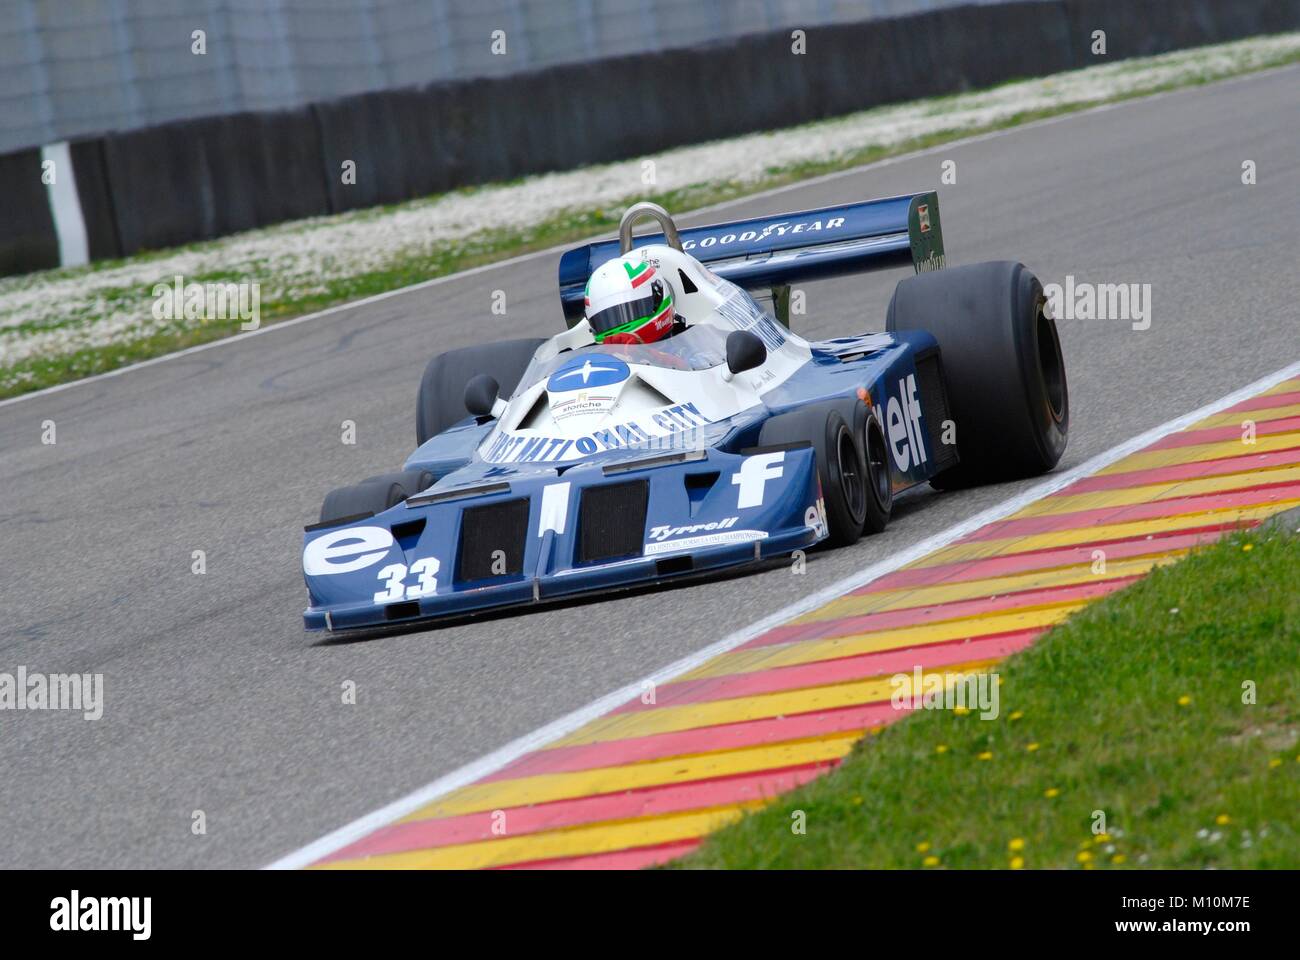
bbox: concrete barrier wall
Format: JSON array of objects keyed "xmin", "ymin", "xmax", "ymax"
[{"xmin": 4, "ymin": 0, "xmax": 1297, "ymax": 277}]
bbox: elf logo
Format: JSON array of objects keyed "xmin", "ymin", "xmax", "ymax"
[
  {"xmin": 885, "ymin": 374, "xmax": 927, "ymax": 472},
  {"xmin": 804, "ymin": 498, "xmax": 828, "ymax": 539}
]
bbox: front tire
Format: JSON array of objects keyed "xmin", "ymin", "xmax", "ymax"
[
  {"xmin": 757, "ymin": 404, "xmax": 869, "ymax": 547},
  {"xmin": 861, "ymin": 414, "xmax": 893, "ymax": 534},
  {"xmin": 886, "ymin": 260, "xmax": 1068, "ymax": 487},
  {"xmin": 416, "ymin": 338, "xmax": 545, "ymax": 445},
  {"xmin": 319, "ymin": 469, "xmax": 432, "ymax": 524}
]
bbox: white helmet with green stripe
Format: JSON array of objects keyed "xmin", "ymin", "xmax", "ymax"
[{"xmin": 584, "ymin": 253, "xmax": 678, "ymax": 345}]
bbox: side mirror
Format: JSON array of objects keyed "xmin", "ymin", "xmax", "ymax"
[
  {"xmin": 725, "ymin": 330, "xmax": 767, "ymax": 377},
  {"xmin": 464, "ymin": 374, "xmax": 501, "ymax": 418}
]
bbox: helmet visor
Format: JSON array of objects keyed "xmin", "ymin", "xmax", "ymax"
[{"xmin": 588, "ymin": 291, "xmax": 665, "ymax": 340}]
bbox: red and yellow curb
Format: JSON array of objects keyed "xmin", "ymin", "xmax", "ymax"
[{"xmin": 312, "ymin": 378, "xmax": 1300, "ymax": 869}]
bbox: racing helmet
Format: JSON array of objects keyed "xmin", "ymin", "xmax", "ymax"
[{"xmin": 584, "ymin": 254, "xmax": 676, "ymax": 345}]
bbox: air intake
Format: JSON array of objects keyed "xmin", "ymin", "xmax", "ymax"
[
  {"xmin": 457, "ymin": 498, "xmax": 529, "ymax": 581},
  {"xmin": 578, "ymin": 480, "xmax": 648, "ymax": 564}
]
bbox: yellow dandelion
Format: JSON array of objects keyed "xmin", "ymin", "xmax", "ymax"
[
  {"xmin": 1026, "ymin": 742, "xmax": 1040, "ymax": 752},
  {"xmin": 935, "ymin": 744, "xmax": 949, "ymax": 754},
  {"xmin": 1215, "ymin": 814, "xmax": 1231, "ymax": 826},
  {"xmin": 852, "ymin": 795, "xmax": 864, "ymax": 804},
  {"xmin": 1242, "ymin": 543, "xmax": 1254, "ymax": 552},
  {"xmin": 978, "ymin": 751, "xmax": 993, "ymax": 761},
  {"xmin": 1008, "ymin": 838, "xmax": 1025, "ymax": 852},
  {"xmin": 1095, "ymin": 833, "xmax": 1111, "ymax": 843},
  {"xmin": 1010, "ymin": 856, "xmax": 1024, "ymax": 870},
  {"xmin": 1044, "ymin": 787, "xmax": 1060, "ymax": 798},
  {"xmin": 1008, "ymin": 711, "xmax": 1024, "ymax": 721},
  {"xmin": 1269, "ymin": 758, "xmax": 1283, "ymax": 769},
  {"xmin": 1111, "ymin": 854, "xmax": 1127, "ymax": 865},
  {"xmin": 922, "ymin": 855, "xmax": 940, "ymax": 867},
  {"xmin": 1177, "ymin": 695, "xmax": 1192, "ymax": 706},
  {"xmin": 1077, "ymin": 850, "xmax": 1093, "ymax": 863},
  {"xmin": 916, "ymin": 841, "xmax": 931, "ymax": 853},
  {"xmin": 953, "ymin": 706, "xmax": 970, "ymax": 716}
]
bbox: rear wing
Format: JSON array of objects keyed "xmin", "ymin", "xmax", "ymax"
[{"xmin": 559, "ymin": 192, "xmax": 945, "ymax": 325}]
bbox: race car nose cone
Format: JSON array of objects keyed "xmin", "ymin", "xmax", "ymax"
[
  {"xmin": 545, "ymin": 356, "xmax": 633, "ymax": 431},
  {"xmin": 546, "ymin": 356, "xmax": 630, "ymax": 392}
]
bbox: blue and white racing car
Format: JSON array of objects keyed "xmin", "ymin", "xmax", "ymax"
[{"xmin": 301, "ymin": 193, "xmax": 1069, "ymax": 632}]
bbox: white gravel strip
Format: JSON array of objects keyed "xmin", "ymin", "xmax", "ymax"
[{"xmin": 3, "ymin": 32, "xmax": 1298, "ymax": 383}]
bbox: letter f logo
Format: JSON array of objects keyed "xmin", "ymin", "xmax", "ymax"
[{"xmin": 733, "ymin": 452, "xmax": 785, "ymax": 508}]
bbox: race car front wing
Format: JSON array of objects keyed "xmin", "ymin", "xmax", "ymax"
[{"xmin": 302, "ymin": 445, "xmax": 823, "ymax": 631}]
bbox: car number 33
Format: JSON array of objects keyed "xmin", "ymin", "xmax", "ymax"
[{"xmin": 373, "ymin": 558, "xmax": 440, "ymax": 603}]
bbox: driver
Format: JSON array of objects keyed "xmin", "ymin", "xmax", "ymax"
[{"xmin": 584, "ymin": 253, "xmax": 686, "ymax": 345}]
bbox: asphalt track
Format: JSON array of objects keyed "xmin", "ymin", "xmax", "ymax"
[{"xmin": 1, "ymin": 67, "xmax": 1297, "ymax": 869}]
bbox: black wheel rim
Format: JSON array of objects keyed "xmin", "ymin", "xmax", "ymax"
[
  {"xmin": 836, "ymin": 426, "xmax": 866, "ymax": 520},
  {"xmin": 865, "ymin": 420, "xmax": 891, "ymax": 508},
  {"xmin": 1036, "ymin": 300, "xmax": 1067, "ymax": 425}
]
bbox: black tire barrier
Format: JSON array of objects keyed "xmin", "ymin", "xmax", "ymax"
[
  {"xmin": 0, "ymin": 148, "xmax": 59, "ymax": 276},
  {"xmin": 1, "ymin": 0, "xmax": 1296, "ymax": 276},
  {"xmin": 1062, "ymin": 0, "xmax": 1300, "ymax": 64},
  {"xmin": 314, "ymin": 86, "xmax": 447, "ymax": 214},
  {"xmin": 70, "ymin": 138, "xmax": 123, "ymax": 262},
  {"xmin": 100, "ymin": 105, "xmax": 328, "ymax": 255}
]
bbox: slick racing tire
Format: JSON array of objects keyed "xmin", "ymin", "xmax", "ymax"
[
  {"xmin": 886, "ymin": 260, "xmax": 1068, "ymax": 488},
  {"xmin": 416, "ymin": 338, "xmax": 546, "ymax": 445},
  {"xmin": 757, "ymin": 404, "xmax": 868, "ymax": 547},
  {"xmin": 319, "ymin": 469, "xmax": 433, "ymax": 524},
  {"xmin": 861, "ymin": 414, "xmax": 893, "ymax": 535}
]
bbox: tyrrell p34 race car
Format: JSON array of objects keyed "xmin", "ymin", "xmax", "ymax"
[{"xmin": 301, "ymin": 193, "xmax": 1070, "ymax": 632}]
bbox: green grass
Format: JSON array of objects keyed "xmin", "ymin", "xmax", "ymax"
[
  {"xmin": 5, "ymin": 40, "xmax": 1300, "ymax": 401},
  {"xmin": 679, "ymin": 520, "xmax": 1300, "ymax": 869}
]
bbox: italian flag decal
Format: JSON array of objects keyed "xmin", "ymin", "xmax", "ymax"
[{"xmin": 624, "ymin": 261, "xmax": 655, "ymax": 288}]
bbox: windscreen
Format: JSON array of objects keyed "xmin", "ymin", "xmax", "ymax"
[{"xmin": 513, "ymin": 325, "xmax": 729, "ymax": 398}]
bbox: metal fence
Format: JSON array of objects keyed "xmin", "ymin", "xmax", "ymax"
[{"xmin": 1, "ymin": 0, "xmax": 1030, "ymax": 154}]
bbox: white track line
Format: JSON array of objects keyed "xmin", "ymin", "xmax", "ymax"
[
  {"xmin": 266, "ymin": 358, "xmax": 1300, "ymax": 869},
  {"xmin": 4, "ymin": 62, "xmax": 1294, "ymax": 414}
]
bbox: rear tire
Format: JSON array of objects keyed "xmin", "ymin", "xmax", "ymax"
[
  {"xmin": 319, "ymin": 469, "xmax": 432, "ymax": 524},
  {"xmin": 416, "ymin": 338, "xmax": 545, "ymax": 445},
  {"xmin": 886, "ymin": 260, "xmax": 1068, "ymax": 487},
  {"xmin": 757, "ymin": 404, "xmax": 868, "ymax": 547}
]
